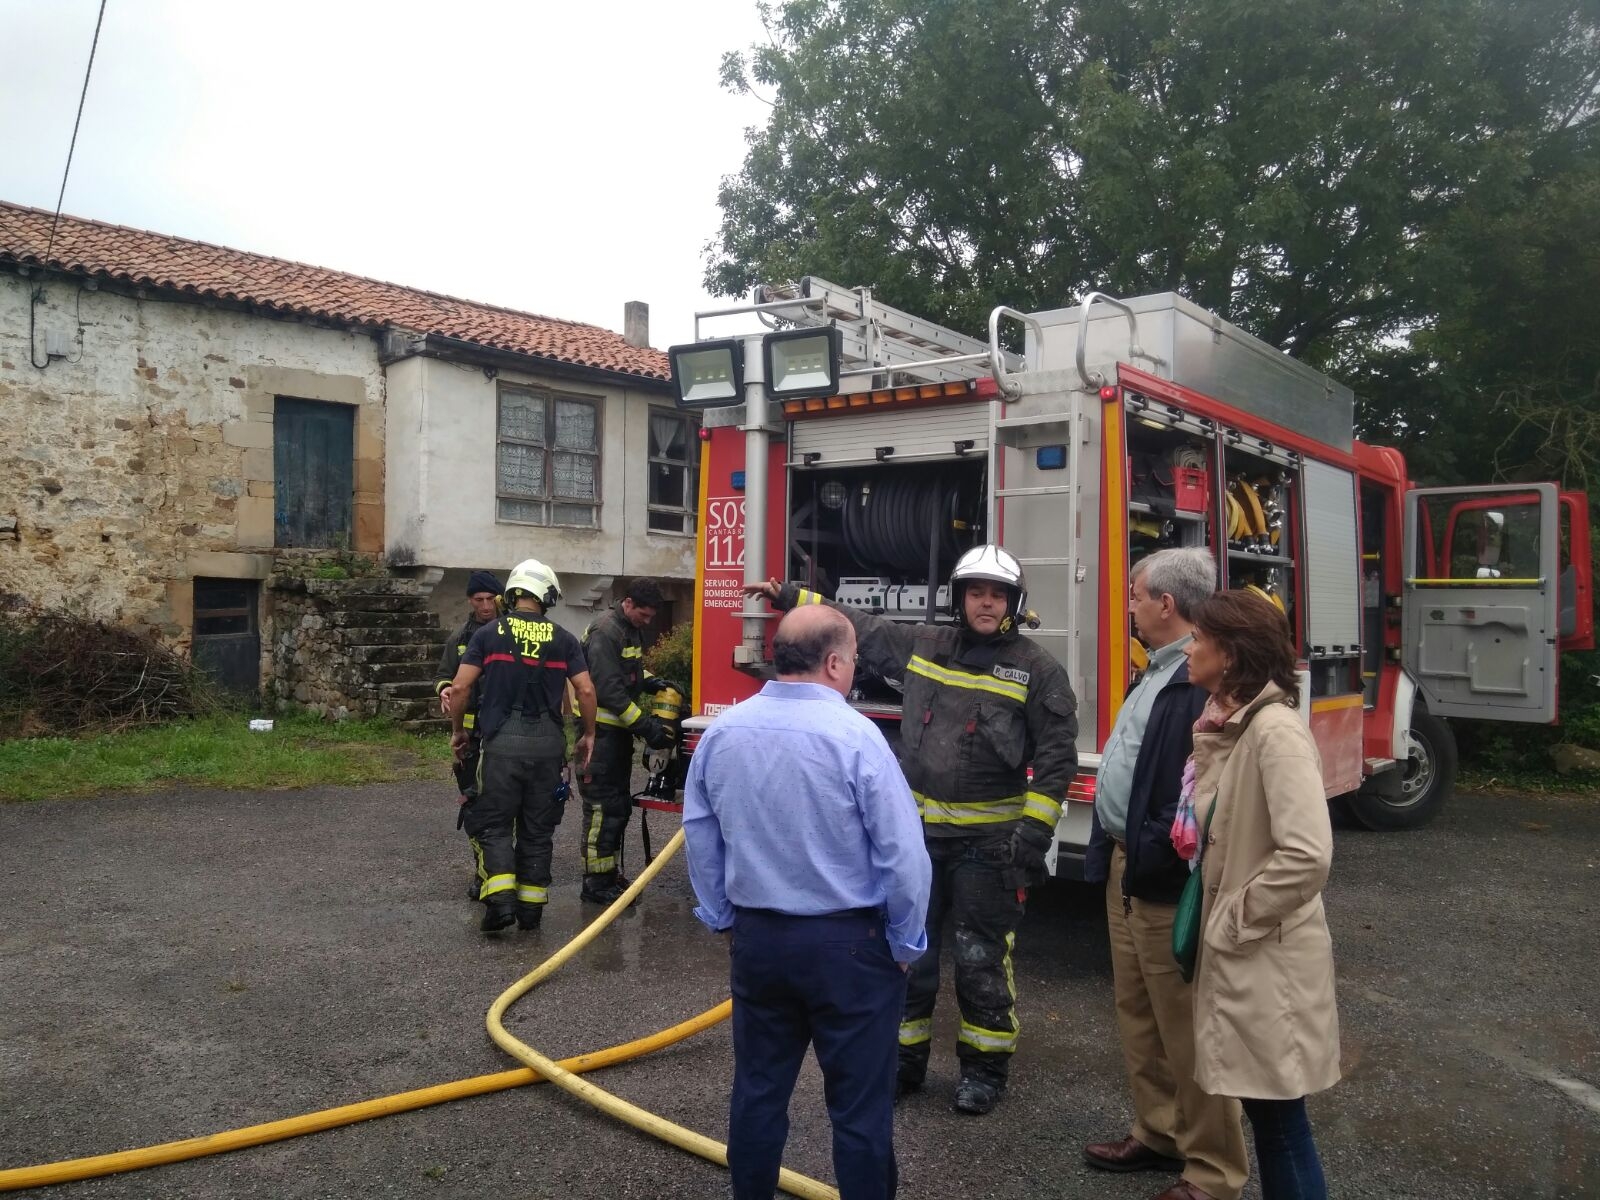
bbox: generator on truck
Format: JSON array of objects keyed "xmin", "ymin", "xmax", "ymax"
[{"xmin": 665, "ymin": 279, "xmax": 1594, "ymax": 877}]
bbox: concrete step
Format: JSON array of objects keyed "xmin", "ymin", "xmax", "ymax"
[
  {"xmin": 344, "ymin": 642, "xmax": 447, "ymax": 666},
  {"xmin": 326, "ymin": 609, "xmax": 437, "ymax": 630},
  {"xmin": 366, "ymin": 662, "xmax": 439, "ymax": 684},
  {"xmin": 380, "ymin": 680, "xmax": 441, "ymax": 701},
  {"xmin": 332, "ymin": 594, "xmax": 433, "ymax": 613},
  {"xmin": 398, "ymin": 717, "xmax": 452, "ymax": 735},
  {"xmin": 384, "ymin": 697, "xmax": 437, "ymax": 721}
]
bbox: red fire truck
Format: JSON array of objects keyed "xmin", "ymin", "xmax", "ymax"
[{"xmin": 665, "ymin": 279, "xmax": 1592, "ymax": 877}]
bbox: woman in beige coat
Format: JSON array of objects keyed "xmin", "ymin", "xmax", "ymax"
[{"xmin": 1177, "ymin": 590, "xmax": 1339, "ymax": 1200}]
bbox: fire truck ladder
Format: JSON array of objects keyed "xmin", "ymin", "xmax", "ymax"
[{"xmin": 754, "ymin": 275, "xmax": 1024, "ymax": 387}]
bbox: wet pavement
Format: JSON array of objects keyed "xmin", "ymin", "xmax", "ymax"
[{"xmin": 1, "ymin": 779, "xmax": 1596, "ymax": 1198}]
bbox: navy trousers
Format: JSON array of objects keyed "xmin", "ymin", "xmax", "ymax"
[{"xmin": 728, "ymin": 908, "xmax": 907, "ymax": 1200}]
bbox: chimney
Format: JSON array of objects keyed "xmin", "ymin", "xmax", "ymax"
[{"xmin": 623, "ymin": 300, "xmax": 650, "ymax": 349}]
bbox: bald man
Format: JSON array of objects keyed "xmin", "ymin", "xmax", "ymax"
[{"xmin": 684, "ymin": 604, "xmax": 932, "ymax": 1200}]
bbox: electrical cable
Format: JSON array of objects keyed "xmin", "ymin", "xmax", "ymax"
[
  {"xmin": 30, "ymin": 0, "xmax": 109, "ymax": 370},
  {"xmin": 43, "ymin": 0, "xmax": 108, "ymax": 268}
]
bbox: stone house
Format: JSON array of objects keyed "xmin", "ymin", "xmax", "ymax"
[{"xmin": 0, "ymin": 200, "xmax": 699, "ymax": 711}]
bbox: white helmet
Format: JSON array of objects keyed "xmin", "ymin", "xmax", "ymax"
[
  {"xmin": 504, "ymin": 558, "xmax": 561, "ymax": 611},
  {"xmin": 949, "ymin": 544, "xmax": 1027, "ymax": 631}
]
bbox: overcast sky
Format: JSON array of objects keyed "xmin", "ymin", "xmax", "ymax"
[{"xmin": 1, "ymin": 0, "xmax": 774, "ymax": 349}]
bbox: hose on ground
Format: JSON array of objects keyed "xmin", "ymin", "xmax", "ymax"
[
  {"xmin": 0, "ymin": 1005, "xmax": 730, "ymax": 1193},
  {"xmin": 486, "ymin": 826, "xmax": 840, "ymax": 1200}
]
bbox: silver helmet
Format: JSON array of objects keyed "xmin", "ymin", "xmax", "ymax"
[{"xmin": 948, "ymin": 544, "xmax": 1027, "ymax": 631}]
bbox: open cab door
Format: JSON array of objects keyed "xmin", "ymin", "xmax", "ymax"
[{"xmin": 1403, "ymin": 483, "xmax": 1565, "ymax": 722}]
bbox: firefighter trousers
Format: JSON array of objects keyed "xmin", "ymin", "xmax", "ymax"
[
  {"xmin": 898, "ymin": 834, "xmax": 1026, "ymax": 1089},
  {"xmin": 463, "ymin": 714, "xmax": 566, "ymax": 914},
  {"xmin": 579, "ymin": 727, "xmax": 635, "ymax": 876}
]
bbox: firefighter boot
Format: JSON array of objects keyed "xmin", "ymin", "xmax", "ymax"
[
  {"xmin": 580, "ymin": 871, "xmax": 627, "ymax": 905},
  {"xmin": 516, "ymin": 903, "xmax": 544, "ymax": 931},
  {"xmin": 954, "ymin": 1076, "xmax": 1005, "ymax": 1116},
  {"xmin": 480, "ymin": 895, "xmax": 517, "ymax": 934}
]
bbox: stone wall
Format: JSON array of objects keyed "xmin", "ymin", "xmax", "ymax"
[
  {"xmin": 0, "ymin": 273, "xmax": 386, "ymax": 668},
  {"xmin": 268, "ymin": 572, "xmax": 444, "ymax": 725}
]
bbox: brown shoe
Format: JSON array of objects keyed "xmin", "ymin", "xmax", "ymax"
[
  {"xmin": 1082, "ymin": 1136, "xmax": 1185, "ymax": 1174},
  {"xmin": 1150, "ymin": 1183, "xmax": 1217, "ymax": 1200}
]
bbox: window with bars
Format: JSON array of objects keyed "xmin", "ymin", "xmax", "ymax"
[
  {"xmin": 496, "ymin": 385, "xmax": 601, "ymax": 527},
  {"xmin": 647, "ymin": 408, "xmax": 698, "ymax": 534}
]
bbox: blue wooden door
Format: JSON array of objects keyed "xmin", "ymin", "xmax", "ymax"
[{"xmin": 274, "ymin": 397, "xmax": 354, "ymax": 548}]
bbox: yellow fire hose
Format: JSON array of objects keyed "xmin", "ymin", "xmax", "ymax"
[
  {"xmin": 0, "ymin": 826, "xmax": 839, "ymax": 1198},
  {"xmin": 487, "ymin": 827, "xmax": 838, "ymax": 1200},
  {"xmin": 0, "ymin": 1007, "xmax": 728, "ymax": 1192}
]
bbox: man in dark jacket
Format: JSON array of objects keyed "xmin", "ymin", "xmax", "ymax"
[
  {"xmin": 578, "ymin": 578, "xmax": 676, "ymax": 905},
  {"xmin": 747, "ymin": 544, "xmax": 1078, "ymax": 1117},
  {"xmin": 1083, "ymin": 548, "xmax": 1247, "ymax": 1200},
  {"xmin": 437, "ymin": 570, "xmax": 502, "ymax": 900}
]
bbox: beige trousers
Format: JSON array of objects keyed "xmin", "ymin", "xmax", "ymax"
[{"xmin": 1107, "ymin": 843, "xmax": 1249, "ymax": 1200}]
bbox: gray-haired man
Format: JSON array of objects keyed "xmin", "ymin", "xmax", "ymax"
[{"xmin": 1083, "ymin": 548, "xmax": 1248, "ymax": 1200}]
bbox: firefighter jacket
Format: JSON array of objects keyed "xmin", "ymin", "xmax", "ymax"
[
  {"xmin": 437, "ymin": 614, "xmax": 491, "ymax": 733},
  {"xmin": 776, "ymin": 584, "xmax": 1078, "ymax": 839},
  {"xmin": 462, "ymin": 614, "xmax": 588, "ymax": 744},
  {"xmin": 582, "ymin": 608, "xmax": 654, "ymax": 735}
]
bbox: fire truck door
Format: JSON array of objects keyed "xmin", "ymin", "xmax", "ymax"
[{"xmin": 1402, "ymin": 483, "xmax": 1560, "ymax": 723}]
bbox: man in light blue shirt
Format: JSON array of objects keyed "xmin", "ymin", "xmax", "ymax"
[{"xmin": 685, "ymin": 603, "xmax": 930, "ymax": 1200}]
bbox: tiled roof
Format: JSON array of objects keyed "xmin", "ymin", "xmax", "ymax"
[{"xmin": 0, "ymin": 200, "xmax": 670, "ymax": 383}]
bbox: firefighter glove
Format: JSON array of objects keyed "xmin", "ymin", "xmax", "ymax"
[
  {"xmin": 638, "ymin": 716, "xmax": 676, "ymax": 751},
  {"xmin": 1009, "ymin": 820, "xmax": 1053, "ymax": 882}
]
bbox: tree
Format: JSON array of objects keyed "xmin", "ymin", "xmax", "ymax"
[{"xmin": 708, "ymin": 0, "xmax": 1599, "ymax": 369}]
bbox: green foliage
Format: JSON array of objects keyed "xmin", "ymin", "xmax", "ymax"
[
  {"xmin": 0, "ymin": 712, "xmax": 449, "ymax": 803},
  {"xmin": 312, "ymin": 564, "xmax": 350, "ymax": 580},
  {"xmin": 644, "ymin": 621, "xmax": 694, "ymax": 700},
  {"xmin": 710, "ymin": 0, "xmax": 1599, "ymax": 367}
]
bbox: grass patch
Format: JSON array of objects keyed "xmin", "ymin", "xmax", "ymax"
[
  {"xmin": 0, "ymin": 713, "xmax": 451, "ymax": 802},
  {"xmin": 1458, "ymin": 765, "xmax": 1600, "ymax": 796}
]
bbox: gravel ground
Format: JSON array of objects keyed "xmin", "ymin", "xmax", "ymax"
[{"xmin": 1, "ymin": 778, "xmax": 1597, "ymax": 1199}]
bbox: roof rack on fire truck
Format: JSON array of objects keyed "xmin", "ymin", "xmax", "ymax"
[{"xmin": 706, "ymin": 275, "xmax": 1027, "ymax": 389}]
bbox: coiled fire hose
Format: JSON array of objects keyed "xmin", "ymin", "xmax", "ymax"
[{"xmin": 0, "ymin": 828, "xmax": 838, "ymax": 1199}]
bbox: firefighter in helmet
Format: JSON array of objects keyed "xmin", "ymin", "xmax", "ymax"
[
  {"xmin": 578, "ymin": 577, "xmax": 677, "ymax": 905},
  {"xmin": 746, "ymin": 544, "xmax": 1078, "ymax": 1115},
  {"xmin": 447, "ymin": 559, "xmax": 596, "ymax": 934},
  {"xmin": 437, "ymin": 569, "xmax": 503, "ymax": 901}
]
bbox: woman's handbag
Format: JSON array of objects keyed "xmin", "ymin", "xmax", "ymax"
[{"xmin": 1172, "ymin": 796, "xmax": 1217, "ymax": 983}]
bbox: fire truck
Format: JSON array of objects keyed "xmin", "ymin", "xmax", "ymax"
[{"xmin": 664, "ymin": 279, "xmax": 1593, "ymax": 877}]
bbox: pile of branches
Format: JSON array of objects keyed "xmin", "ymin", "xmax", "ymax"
[{"xmin": 0, "ymin": 605, "xmax": 222, "ymax": 738}]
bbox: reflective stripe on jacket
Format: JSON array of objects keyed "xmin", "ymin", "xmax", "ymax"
[
  {"xmin": 584, "ymin": 608, "xmax": 648, "ymax": 732},
  {"xmin": 777, "ymin": 584, "xmax": 1078, "ymax": 838}
]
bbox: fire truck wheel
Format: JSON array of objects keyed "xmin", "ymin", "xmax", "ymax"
[{"xmin": 1349, "ymin": 710, "xmax": 1456, "ymax": 831}]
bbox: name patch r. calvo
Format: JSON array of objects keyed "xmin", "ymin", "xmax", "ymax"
[{"xmin": 993, "ymin": 665, "xmax": 1030, "ymax": 686}]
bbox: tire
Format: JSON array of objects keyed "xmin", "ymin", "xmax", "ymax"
[{"xmin": 1349, "ymin": 709, "xmax": 1456, "ymax": 831}]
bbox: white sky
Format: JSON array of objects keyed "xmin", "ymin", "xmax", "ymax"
[{"xmin": 0, "ymin": 0, "xmax": 774, "ymax": 349}]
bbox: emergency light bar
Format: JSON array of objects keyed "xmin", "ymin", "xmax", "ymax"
[
  {"xmin": 779, "ymin": 375, "xmax": 1001, "ymax": 420},
  {"xmin": 668, "ymin": 339, "xmax": 744, "ymax": 409}
]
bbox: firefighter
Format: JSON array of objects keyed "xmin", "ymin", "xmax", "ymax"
[
  {"xmin": 437, "ymin": 569, "xmax": 503, "ymax": 902},
  {"xmin": 448, "ymin": 559, "xmax": 597, "ymax": 934},
  {"xmin": 745, "ymin": 545, "xmax": 1078, "ymax": 1116},
  {"xmin": 578, "ymin": 577, "xmax": 677, "ymax": 905}
]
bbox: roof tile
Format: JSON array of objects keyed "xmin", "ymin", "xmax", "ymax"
[{"xmin": 0, "ymin": 201, "xmax": 670, "ymax": 383}]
